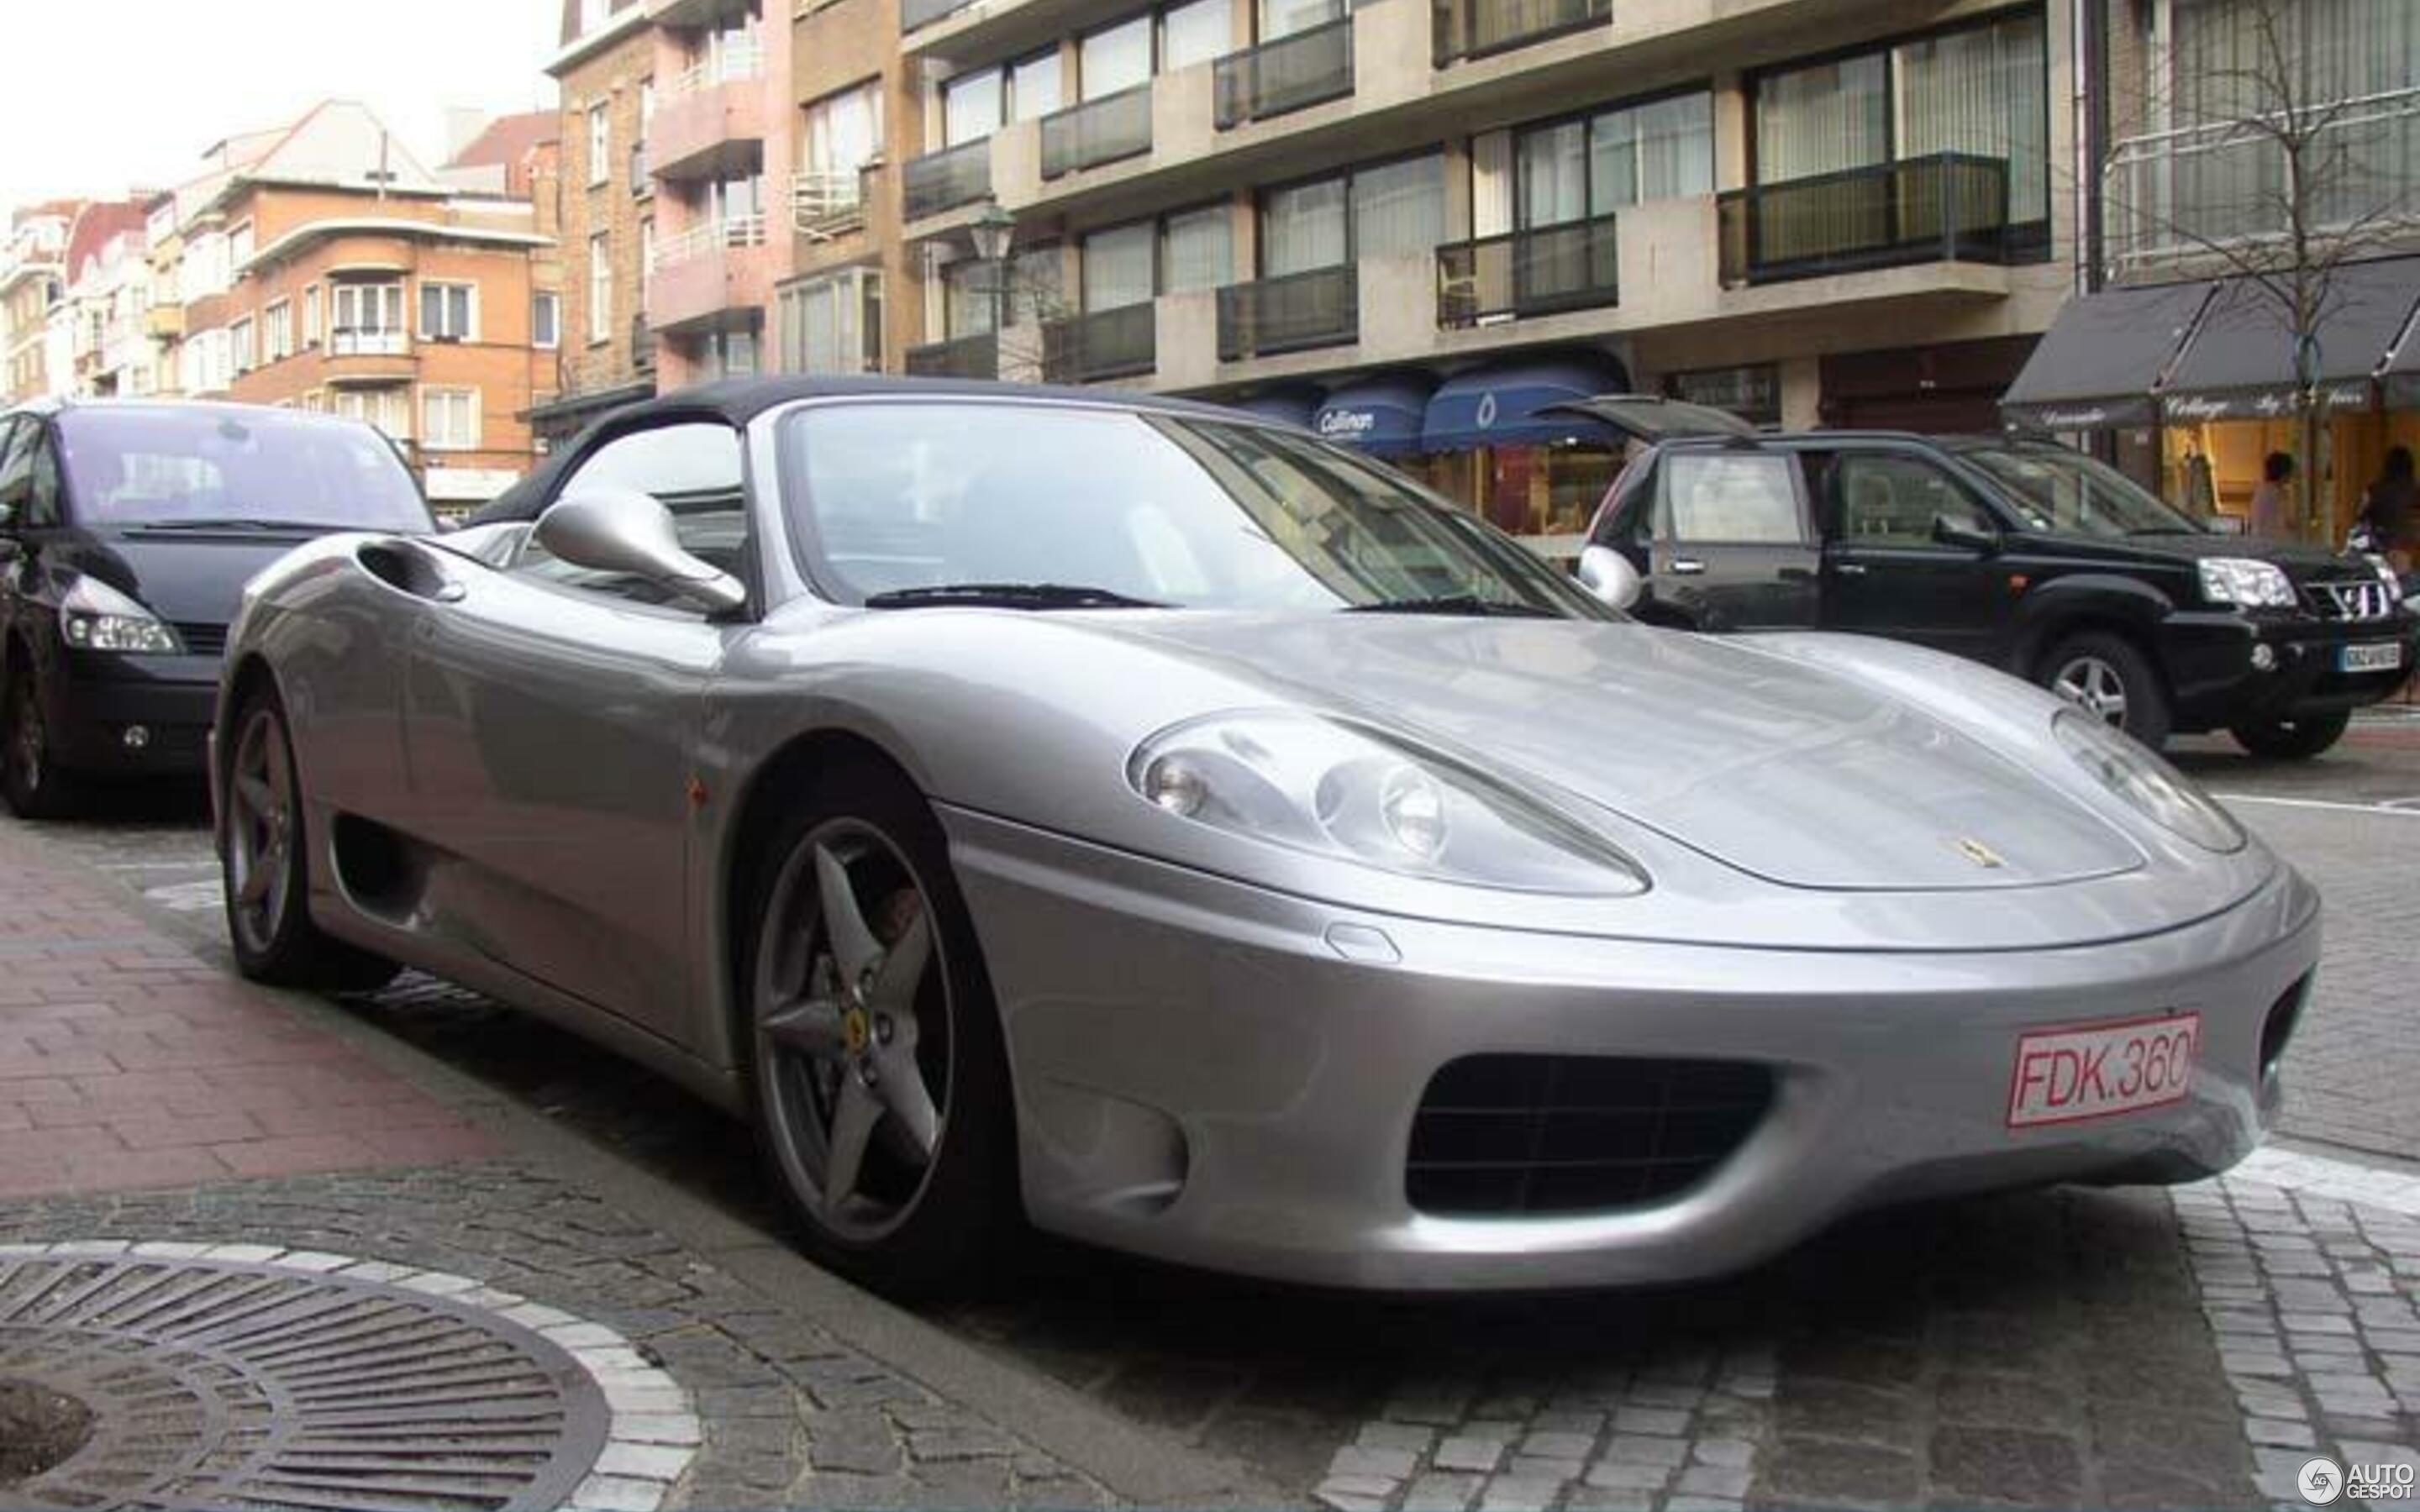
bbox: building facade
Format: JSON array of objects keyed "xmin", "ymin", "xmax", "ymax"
[
  {"xmin": 1, "ymin": 202, "xmax": 81, "ymax": 403},
  {"xmin": 542, "ymin": 0, "xmax": 660, "ymax": 445},
  {"xmin": 59, "ymin": 200, "xmax": 155, "ymax": 400}
]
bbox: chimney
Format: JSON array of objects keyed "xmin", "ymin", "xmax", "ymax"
[{"xmin": 445, "ymin": 107, "xmax": 487, "ymax": 164}]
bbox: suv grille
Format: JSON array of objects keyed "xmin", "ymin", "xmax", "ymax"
[
  {"xmin": 173, "ymin": 622, "xmax": 229, "ymax": 656},
  {"xmin": 2311, "ymin": 580, "xmax": 2393, "ymax": 620},
  {"xmin": 1407, "ymin": 1054, "xmax": 1774, "ymax": 1216}
]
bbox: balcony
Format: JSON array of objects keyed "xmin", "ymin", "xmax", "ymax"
[
  {"xmin": 1043, "ymin": 304, "xmax": 1155, "ymax": 384},
  {"xmin": 1718, "ymin": 154, "xmax": 2017, "ymax": 287},
  {"xmin": 1437, "ymin": 213, "xmax": 1620, "ymax": 327},
  {"xmin": 905, "ymin": 330, "xmax": 999, "ymax": 379},
  {"xmin": 794, "ymin": 168, "xmax": 871, "ymax": 241},
  {"xmin": 903, "ymin": 139, "xmax": 992, "ymax": 221},
  {"xmin": 902, "ymin": 0, "xmax": 976, "ymax": 29},
  {"xmin": 646, "ymin": 213, "xmax": 776, "ymax": 330},
  {"xmin": 1218, "ymin": 265, "xmax": 1358, "ymax": 362},
  {"xmin": 144, "ymin": 305, "xmax": 184, "ymax": 340},
  {"xmin": 324, "ymin": 328, "xmax": 415, "ymax": 384},
  {"xmin": 1215, "ymin": 19, "xmax": 1354, "ymax": 130},
  {"xmin": 1040, "ymin": 87, "xmax": 1154, "ymax": 181},
  {"xmin": 1433, "ymin": 0, "xmax": 1610, "ymax": 66},
  {"xmin": 649, "ymin": 41, "xmax": 768, "ymax": 179}
]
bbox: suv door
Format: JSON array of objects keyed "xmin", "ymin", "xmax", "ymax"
[
  {"xmin": 1646, "ymin": 447, "xmax": 1820, "ymax": 631},
  {"xmin": 1818, "ymin": 450, "xmax": 2010, "ymax": 660}
]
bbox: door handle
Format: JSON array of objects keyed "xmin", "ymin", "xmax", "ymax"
[
  {"xmin": 433, "ymin": 581, "xmax": 466, "ymax": 604},
  {"xmin": 1834, "ymin": 562, "xmax": 1869, "ymax": 576},
  {"xmin": 1669, "ymin": 558, "xmax": 1707, "ymax": 575}
]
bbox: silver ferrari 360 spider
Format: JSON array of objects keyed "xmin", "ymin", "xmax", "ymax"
[{"xmin": 213, "ymin": 379, "xmax": 2318, "ymax": 1297}]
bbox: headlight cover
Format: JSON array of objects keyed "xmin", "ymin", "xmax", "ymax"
[
  {"xmin": 60, "ymin": 577, "xmax": 182, "ymax": 654},
  {"xmin": 2054, "ymin": 711, "xmax": 2244, "ymax": 853},
  {"xmin": 1129, "ymin": 711, "xmax": 1648, "ymax": 895},
  {"xmin": 2198, "ymin": 557, "xmax": 2297, "ymax": 609}
]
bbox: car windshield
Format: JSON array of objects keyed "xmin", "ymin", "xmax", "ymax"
[
  {"xmin": 56, "ymin": 407, "xmax": 432, "ymax": 532},
  {"xmin": 1961, "ymin": 443, "xmax": 2207, "ymax": 539},
  {"xmin": 781, "ymin": 402, "xmax": 1612, "ymax": 618}
]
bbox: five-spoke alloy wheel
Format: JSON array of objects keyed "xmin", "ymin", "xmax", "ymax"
[{"xmin": 2042, "ymin": 631, "xmax": 2171, "ymax": 749}]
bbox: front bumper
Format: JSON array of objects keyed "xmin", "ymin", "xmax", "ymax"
[
  {"xmin": 45, "ymin": 652, "xmax": 219, "ymax": 776},
  {"xmin": 2164, "ymin": 610, "xmax": 2418, "ymax": 731},
  {"xmin": 945, "ymin": 806, "xmax": 2320, "ymax": 1292}
]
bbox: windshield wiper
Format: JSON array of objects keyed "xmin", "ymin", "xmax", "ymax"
[
  {"xmin": 124, "ymin": 518, "xmax": 349, "ymax": 533},
  {"xmin": 862, "ymin": 582, "xmax": 1168, "ymax": 611},
  {"xmin": 1347, "ymin": 593, "xmax": 1562, "ymax": 619}
]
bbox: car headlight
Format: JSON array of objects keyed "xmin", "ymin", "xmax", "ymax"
[
  {"xmin": 2198, "ymin": 557, "xmax": 2296, "ymax": 609},
  {"xmin": 2054, "ymin": 711, "xmax": 2244, "ymax": 853},
  {"xmin": 1129, "ymin": 711, "xmax": 1648, "ymax": 894},
  {"xmin": 60, "ymin": 577, "xmax": 182, "ymax": 654}
]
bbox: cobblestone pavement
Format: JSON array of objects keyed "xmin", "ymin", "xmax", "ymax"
[{"xmin": 6, "ymin": 732, "xmax": 2417, "ymax": 1509}]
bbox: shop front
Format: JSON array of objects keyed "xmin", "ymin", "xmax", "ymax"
[{"xmin": 1416, "ymin": 354, "xmax": 1628, "ymax": 556}]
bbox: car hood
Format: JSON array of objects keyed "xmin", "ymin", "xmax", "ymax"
[
  {"xmin": 1097, "ymin": 613, "xmax": 2144, "ymax": 892},
  {"xmin": 2045, "ymin": 528, "xmax": 2372, "ymax": 579},
  {"xmin": 83, "ymin": 529, "xmax": 326, "ymax": 627}
]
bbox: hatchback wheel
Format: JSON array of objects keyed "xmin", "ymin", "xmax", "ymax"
[
  {"xmin": 2044, "ymin": 632, "xmax": 2171, "ymax": 749},
  {"xmin": 744, "ymin": 763, "xmax": 1018, "ymax": 1300},
  {"xmin": 221, "ymin": 690, "xmax": 398, "ymax": 991},
  {"xmin": 1, "ymin": 668, "xmax": 77, "ymax": 819},
  {"xmin": 2231, "ymin": 711, "xmax": 2350, "ymax": 761}
]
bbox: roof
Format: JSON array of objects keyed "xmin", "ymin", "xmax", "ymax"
[
  {"xmin": 446, "ymin": 112, "xmax": 560, "ymax": 171},
  {"xmin": 63, "ymin": 201, "xmax": 148, "ymax": 284}
]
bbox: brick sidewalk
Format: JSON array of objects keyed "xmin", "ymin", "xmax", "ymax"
[{"xmin": 0, "ymin": 831, "xmax": 492, "ymax": 1198}]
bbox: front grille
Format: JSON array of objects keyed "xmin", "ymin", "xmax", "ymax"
[
  {"xmin": 2309, "ymin": 580, "xmax": 2392, "ymax": 620},
  {"xmin": 1407, "ymin": 1054, "xmax": 1774, "ymax": 1216},
  {"xmin": 173, "ymin": 622, "xmax": 228, "ymax": 656}
]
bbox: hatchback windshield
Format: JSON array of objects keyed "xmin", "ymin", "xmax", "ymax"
[
  {"xmin": 57, "ymin": 407, "xmax": 432, "ymax": 532},
  {"xmin": 783, "ymin": 402, "xmax": 1611, "ymax": 617},
  {"xmin": 1961, "ymin": 443, "xmax": 2207, "ymax": 539}
]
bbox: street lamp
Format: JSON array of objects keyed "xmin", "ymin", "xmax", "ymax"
[{"xmin": 970, "ymin": 198, "xmax": 1017, "ymax": 341}]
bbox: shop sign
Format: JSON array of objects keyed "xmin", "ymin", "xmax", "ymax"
[
  {"xmin": 1317, "ymin": 408, "xmax": 1377, "ymax": 440},
  {"xmin": 1665, "ymin": 365, "xmax": 1781, "ymax": 427},
  {"xmin": 2162, "ymin": 381, "xmax": 2372, "ymax": 423}
]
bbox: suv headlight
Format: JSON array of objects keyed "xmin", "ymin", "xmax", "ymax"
[
  {"xmin": 2198, "ymin": 557, "xmax": 2297, "ymax": 609},
  {"xmin": 60, "ymin": 577, "xmax": 182, "ymax": 654},
  {"xmin": 2054, "ymin": 711, "xmax": 2244, "ymax": 853},
  {"xmin": 1129, "ymin": 711, "xmax": 1648, "ymax": 894}
]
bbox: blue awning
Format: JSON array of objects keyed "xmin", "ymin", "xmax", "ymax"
[
  {"xmin": 1225, "ymin": 386, "xmax": 1322, "ymax": 429},
  {"xmin": 1313, "ymin": 375, "xmax": 1436, "ymax": 456},
  {"xmin": 1420, "ymin": 354, "xmax": 1631, "ymax": 452}
]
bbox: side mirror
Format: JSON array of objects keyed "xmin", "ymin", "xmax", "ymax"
[
  {"xmin": 1576, "ymin": 543, "xmax": 1644, "ymax": 611},
  {"xmin": 534, "ymin": 486, "xmax": 747, "ymax": 614},
  {"xmin": 1932, "ymin": 512, "xmax": 2000, "ymax": 553}
]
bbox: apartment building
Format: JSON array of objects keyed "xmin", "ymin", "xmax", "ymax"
[
  {"xmin": 778, "ymin": 0, "xmax": 908, "ymax": 377},
  {"xmin": 60, "ymin": 199, "xmax": 156, "ymax": 399},
  {"xmin": 542, "ymin": 0, "xmax": 660, "ymax": 446},
  {"xmin": 139, "ymin": 101, "xmax": 562, "ymax": 514},
  {"xmin": 1, "ymin": 202, "xmax": 81, "ymax": 402}
]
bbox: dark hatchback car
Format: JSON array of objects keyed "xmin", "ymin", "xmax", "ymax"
[
  {"xmin": 1570, "ymin": 398, "xmax": 2417, "ymax": 758},
  {"xmin": 0, "ymin": 400, "xmax": 433, "ymax": 815}
]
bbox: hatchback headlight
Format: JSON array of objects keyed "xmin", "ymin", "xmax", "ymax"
[
  {"xmin": 1129, "ymin": 711, "xmax": 1648, "ymax": 894},
  {"xmin": 2198, "ymin": 557, "xmax": 2296, "ymax": 609},
  {"xmin": 2054, "ymin": 711, "xmax": 2244, "ymax": 852},
  {"xmin": 60, "ymin": 577, "xmax": 182, "ymax": 654}
]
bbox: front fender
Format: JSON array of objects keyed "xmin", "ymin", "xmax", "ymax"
[{"xmin": 2007, "ymin": 574, "xmax": 2177, "ymax": 672}]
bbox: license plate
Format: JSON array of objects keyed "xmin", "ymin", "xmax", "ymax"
[
  {"xmin": 2007, "ymin": 1013, "xmax": 2199, "ymax": 1129},
  {"xmin": 2341, "ymin": 641, "xmax": 2404, "ymax": 673}
]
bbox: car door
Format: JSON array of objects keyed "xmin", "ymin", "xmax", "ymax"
[
  {"xmin": 1819, "ymin": 450, "xmax": 2009, "ymax": 660},
  {"xmin": 401, "ymin": 418, "xmax": 750, "ymax": 1047},
  {"xmin": 0, "ymin": 420, "xmax": 73, "ymax": 665},
  {"xmin": 1647, "ymin": 446, "xmax": 1821, "ymax": 631}
]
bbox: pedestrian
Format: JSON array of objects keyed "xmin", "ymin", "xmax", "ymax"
[
  {"xmin": 2247, "ymin": 451, "xmax": 2294, "ymax": 538},
  {"xmin": 2357, "ymin": 445, "xmax": 2417, "ymax": 573}
]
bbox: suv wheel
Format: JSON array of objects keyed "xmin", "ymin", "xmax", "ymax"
[
  {"xmin": 2043, "ymin": 632, "xmax": 2172, "ymax": 749},
  {"xmin": 2231, "ymin": 711, "xmax": 2350, "ymax": 761}
]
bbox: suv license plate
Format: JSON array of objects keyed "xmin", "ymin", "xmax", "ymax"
[
  {"xmin": 2007, "ymin": 1013, "xmax": 2199, "ymax": 1129},
  {"xmin": 2341, "ymin": 642, "xmax": 2404, "ymax": 673}
]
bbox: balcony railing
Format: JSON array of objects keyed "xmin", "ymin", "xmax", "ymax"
[
  {"xmin": 1717, "ymin": 153, "xmax": 2015, "ymax": 286},
  {"xmin": 1437, "ymin": 213, "xmax": 1621, "ymax": 327},
  {"xmin": 1214, "ymin": 19, "xmax": 1354, "ymax": 131},
  {"xmin": 905, "ymin": 330, "xmax": 999, "ymax": 379},
  {"xmin": 329, "ymin": 329, "xmax": 408, "ymax": 357},
  {"xmin": 2102, "ymin": 84, "xmax": 2420, "ymax": 280},
  {"xmin": 1218, "ymin": 265, "xmax": 1357, "ymax": 361},
  {"xmin": 903, "ymin": 139, "xmax": 992, "ymax": 220},
  {"xmin": 1044, "ymin": 303, "xmax": 1155, "ymax": 384},
  {"xmin": 794, "ymin": 168, "xmax": 870, "ymax": 239},
  {"xmin": 1040, "ymin": 87, "xmax": 1154, "ymax": 181},
  {"xmin": 667, "ymin": 37, "xmax": 765, "ymax": 97},
  {"xmin": 650, "ymin": 213, "xmax": 768, "ymax": 271},
  {"xmin": 902, "ymin": 0, "xmax": 976, "ymax": 31},
  {"xmin": 1433, "ymin": 0, "xmax": 1610, "ymax": 66}
]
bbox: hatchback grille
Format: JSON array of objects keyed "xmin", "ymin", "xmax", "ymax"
[
  {"xmin": 1407, "ymin": 1054, "xmax": 1774, "ymax": 1216},
  {"xmin": 173, "ymin": 622, "xmax": 228, "ymax": 655},
  {"xmin": 2311, "ymin": 580, "xmax": 2392, "ymax": 620}
]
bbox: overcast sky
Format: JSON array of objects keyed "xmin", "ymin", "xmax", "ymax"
[{"xmin": 2, "ymin": 0, "xmax": 560, "ymax": 217}]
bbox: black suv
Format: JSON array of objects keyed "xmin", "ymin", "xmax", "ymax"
[{"xmin": 1569, "ymin": 397, "xmax": 2416, "ymax": 757}]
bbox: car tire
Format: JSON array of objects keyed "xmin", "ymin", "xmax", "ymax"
[
  {"xmin": 220, "ymin": 688, "xmax": 400, "ymax": 992},
  {"xmin": 1, "ymin": 660, "xmax": 80, "ymax": 820},
  {"xmin": 740, "ymin": 757, "xmax": 1021, "ymax": 1303},
  {"xmin": 2042, "ymin": 631, "xmax": 2172, "ymax": 749},
  {"xmin": 2230, "ymin": 711, "xmax": 2351, "ymax": 761}
]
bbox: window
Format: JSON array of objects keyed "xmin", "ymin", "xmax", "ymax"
[
  {"xmin": 419, "ymin": 281, "xmax": 477, "ymax": 342},
  {"xmin": 332, "ymin": 386, "xmax": 412, "ymax": 440},
  {"xmin": 1261, "ymin": 0, "xmax": 1341, "ymax": 39},
  {"xmin": 1657, "ymin": 453, "xmax": 1805, "ymax": 543},
  {"xmin": 1260, "ymin": 154, "xmax": 1443, "ymax": 274},
  {"xmin": 801, "ymin": 81, "xmax": 884, "ymax": 194},
  {"xmin": 1082, "ymin": 15, "xmax": 1153, "ymax": 97},
  {"xmin": 588, "ymin": 104, "xmax": 611, "ymax": 186},
  {"xmin": 264, "ymin": 300, "xmax": 293, "ymax": 363},
  {"xmin": 1160, "ymin": 0, "xmax": 1231, "ymax": 71},
  {"xmin": 1518, "ymin": 91, "xmax": 1713, "ymax": 227},
  {"xmin": 421, "ymin": 388, "xmax": 480, "ymax": 451},
  {"xmin": 229, "ymin": 318, "xmax": 255, "ymax": 374},
  {"xmin": 708, "ymin": 326, "xmax": 760, "ymax": 380},
  {"xmin": 330, "ymin": 282, "xmax": 404, "ymax": 354},
  {"xmin": 1011, "ymin": 52, "xmax": 1062, "ymax": 122},
  {"xmin": 777, "ymin": 269, "xmax": 881, "ymax": 374},
  {"xmin": 24, "ymin": 434, "xmax": 62, "ymax": 528},
  {"xmin": 534, "ymin": 291, "xmax": 561, "ymax": 349},
  {"xmin": 1829, "ymin": 454, "xmax": 1993, "ymax": 544},
  {"xmin": 1161, "ymin": 203, "xmax": 1234, "ymax": 291},
  {"xmin": 302, "ymin": 284, "xmax": 323, "ymax": 344},
  {"xmin": 943, "ymin": 68, "xmax": 1003, "ymax": 146},
  {"xmin": 1081, "ymin": 223, "xmax": 1156, "ymax": 311},
  {"xmin": 589, "ymin": 234, "xmax": 613, "ymax": 340},
  {"xmin": 518, "ymin": 421, "xmax": 749, "ymax": 602},
  {"xmin": 228, "ymin": 220, "xmax": 255, "ymax": 272}
]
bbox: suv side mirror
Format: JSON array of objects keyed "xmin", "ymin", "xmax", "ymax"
[
  {"xmin": 1932, "ymin": 513, "xmax": 1999, "ymax": 553},
  {"xmin": 534, "ymin": 486, "xmax": 747, "ymax": 614},
  {"xmin": 1576, "ymin": 543, "xmax": 1644, "ymax": 611}
]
